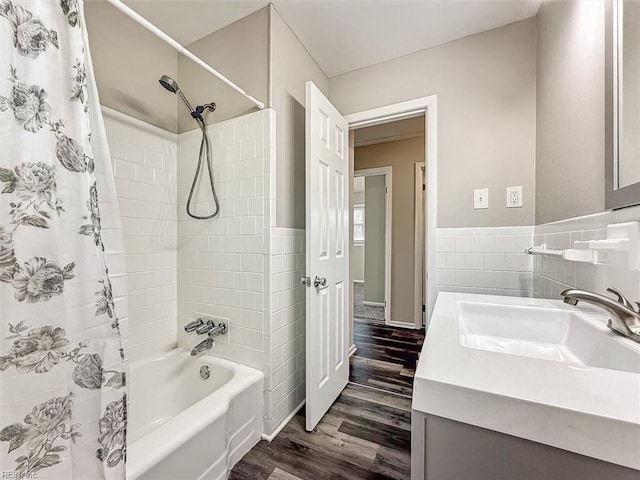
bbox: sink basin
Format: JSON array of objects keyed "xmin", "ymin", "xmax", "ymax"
[
  {"xmin": 457, "ymin": 301, "xmax": 640, "ymax": 374},
  {"xmin": 413, "ymin": 292, "xmax": 640, "ymax": 471}
]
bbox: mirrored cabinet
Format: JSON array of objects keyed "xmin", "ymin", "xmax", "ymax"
[{"xmin": 606, "ymin": 0, "xmax": 640, "ymax": 209}]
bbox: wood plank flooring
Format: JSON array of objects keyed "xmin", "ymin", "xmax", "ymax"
[
  {"xmin": 230, "ymin": 319, "xmax": 424, "ymax": 479},
  {"xmin": 349, "ymin": 318, "xmax": 424, "ymax": 396},
  {"xmin": 229, "ymin": 384, "xmax": 412, "ymax": 480}
]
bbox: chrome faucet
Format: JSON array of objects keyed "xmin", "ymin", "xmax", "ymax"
[
  {"xmin": 188, "ymin": 320, "xmax": 228, "ymax": 355},
  {"xmin": 195, "ymin": 320, "xmax": 216, "ymax": 335},
  {"xmin": 561, "ymin": 287, "xmax": 640, "ymax": 343},
  {"xmin": 191, "ymin": 337, "xmax": 213, "ymax": 356},
  {"xmin": 184, "ymin": 318, "xmax": 204, "ymax": 332}
]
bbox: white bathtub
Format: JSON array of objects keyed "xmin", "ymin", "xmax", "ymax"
[{"xmin": 127, "ymin": 349, "xmax": 263, "ymax": 480}]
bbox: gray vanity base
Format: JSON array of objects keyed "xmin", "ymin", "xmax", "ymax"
[{"xmin": 411, "ymin": 411, "xmax": 639, "ymax": 480}]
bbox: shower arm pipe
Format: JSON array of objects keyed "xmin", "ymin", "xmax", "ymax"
[{"xmin": 104, "ymin": 0, "xmax": 265, "ymax": 110}]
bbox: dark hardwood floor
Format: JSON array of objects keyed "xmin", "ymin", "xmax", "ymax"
[
  {"xmin": 350, "ymin": 318, "xmax": 425, "ymax": 396},
  {"xmin": 229, "ymin": 319, "xmax": 424, "ymax": 479},
  {"xmin": 230, "ymin": 383, "xmax": 412, "ymax": 480}
]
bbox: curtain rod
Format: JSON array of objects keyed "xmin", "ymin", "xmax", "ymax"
[{"xmin": 105, "ymin": 0, "xmax": 265, "ymax": 110}]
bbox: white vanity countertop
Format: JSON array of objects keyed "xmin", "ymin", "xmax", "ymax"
[{"xmin": 413, "ymin": 292, "xmax": 640, "ymax": 470}]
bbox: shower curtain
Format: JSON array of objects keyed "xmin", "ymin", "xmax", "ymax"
[{"xmin": 0, "ymin": 1, "xmax": 127, "ymax": 478}]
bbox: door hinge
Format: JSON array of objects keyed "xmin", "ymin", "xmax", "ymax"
[{"xmin": 422, "ymin": 304, "xmax": 426, "ymax": 313}]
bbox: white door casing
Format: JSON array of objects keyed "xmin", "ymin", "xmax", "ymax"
[{"xmin": 305, "ymin": 81, "xmax": 350, "ymax": 431}]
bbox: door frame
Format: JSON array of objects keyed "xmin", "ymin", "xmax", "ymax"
[
  {"xmin": 345, "ymin": 95, "xmax": 438, "ymax": 329},
  {"xmin": 353, "ymin": 166, "xmax": 393, "ymax": 324},
  {"xmin": 414, "ymin": 162, "xmax": 426, "ymax": 327}
]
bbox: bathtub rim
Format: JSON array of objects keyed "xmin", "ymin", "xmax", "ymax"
[{"xmin": 127, "ymin": 348, "xmax": 263, "ymax": 479}]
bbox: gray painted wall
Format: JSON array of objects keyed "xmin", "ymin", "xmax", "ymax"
[
  {"xmin": 330, "ymin": 19, "xmax": 537, "ymax": 229},
  {"xmin": 178, "ymin": 7, "xmax": 269, "ymax": 133},
  {"xmin": 355, "ymin": 136, "xmax": 425, "ymax": 324},
  {"xmin": 363, "ymin": 176, "xmax": 386, "ymax": 304},
  {"xmin": 352, "ymin": 191, "xmax": 365, "ymax": 282},
  {"xmin": 535, "ymin": 1, "xmax": 606, "ymax": 224},
  {"xmin": 270, "ymin": 6, "xmax": 329, "ymax": 229},
  {"xmin": 85, "ymin": 1, "xmax": 179, "ymax": 132},
  {"xmin": 85, "ymin": 3, "xmax": 269, "ymax": 134}
]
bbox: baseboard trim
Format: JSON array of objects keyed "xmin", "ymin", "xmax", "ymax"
[
  {"xmin": 348, "ymin": 344, "xmax": 357, "ymax": 357},
  {"xmin": 363, "ymin": 300, "xmax": 385, "ymax": 307},
  {"xmin": 261, "ymin": 400, "xmax": 305, "ymax": 442}
]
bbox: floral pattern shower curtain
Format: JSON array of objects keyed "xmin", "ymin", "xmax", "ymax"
[{"xmin": 0, "ymin": 1, "xmax": 126, "ymax": 478}]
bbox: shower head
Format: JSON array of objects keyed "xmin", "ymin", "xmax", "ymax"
[
  {"xmin": 159, "ymin": 74, "xmax": 195, "ymax": 115},
  {"xmin": 159, "ymin": 75, "xmax": 179, "ymax": 94}
]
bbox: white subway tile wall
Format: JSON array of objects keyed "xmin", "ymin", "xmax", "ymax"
[
  {"xmin": 436, "ymin": 226, "xmax": 534, "ymax": 297},
  {"xmin": 176, "ymin": 110, "xmax": 305, "ymax": 437},
  {"xmin": 106, "ymin": 108, "xmax": 305, "ymax": 438},
  {"xmin": 103, "ymin": 109, "xmax": 178, "ymax": 361},
  {"xmin": 264, "ymin": 228, "xmax": 306, "ymax": 435},
  {"xmin": 533, "ymin": 206, "xmax": 640, "ymax": 302},
  {"xmin": 176, "ymin": 110, "xmax": 273, "ymax": 372}
]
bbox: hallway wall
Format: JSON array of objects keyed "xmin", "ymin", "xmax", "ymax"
[{"xmin": 355, "ymin": 136, "xmax": 425, "ymax": 324}]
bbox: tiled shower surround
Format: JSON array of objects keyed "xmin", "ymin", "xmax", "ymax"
[
  {"xmin": 103, "ymin": 108, "xmax": 178, "ymax": 362},
  {"xmin": 105, "ymin": 108, "xmax": 306, "ymax": 438},
  {"xmin": 533, "ymin": 205, "xmax": 640, "ymax": 302},
  {"xmin": 176, "ymin": 111, "xmax": 271, "ymax": 371}
]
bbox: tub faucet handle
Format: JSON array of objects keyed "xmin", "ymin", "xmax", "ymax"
[
  {"xmin": 196, "ymin": 320, "xmax": 216, "ymax": 335},
  {"xmin": 208, "ymin": 322, "xmax": 227, "ymax": 338},
  {"xmin": 184, "ymin": 318, "xmax": 204, "ymax": 332}
]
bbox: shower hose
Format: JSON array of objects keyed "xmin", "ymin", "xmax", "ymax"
[{"xmin": 186, "ymin": 115, "xmax": 220, "ymax": 219}]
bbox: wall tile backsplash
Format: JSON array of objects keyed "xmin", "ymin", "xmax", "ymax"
[
  {"xmin": 103, "ymin": 108, "xmax": 178, "ymax": 362},
  {"xmin": 437, "ymin": 226, "xmax": 534, "ymax": 297},
  {"xmin": 264, "ymin": 227, "xmax": 305, "ymax": 436},
  {"xmin": 437, "ymin": 206, "xmax": 640, "ymax": 305},
  {"xmin": 533, "ymin": 206, "xmax": 640, "ymax": 302}
]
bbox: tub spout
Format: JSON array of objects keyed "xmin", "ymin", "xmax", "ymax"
[{"xmin": 191, "ymin": 337, "xmax": 213, "ymax": 356}]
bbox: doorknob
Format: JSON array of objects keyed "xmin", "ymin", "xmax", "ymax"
[{"xmin": 314, "ymin": 276, "xmax": 327, "ymax": 288}]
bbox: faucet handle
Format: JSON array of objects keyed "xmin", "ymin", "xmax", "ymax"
[
  {"xmin": 195, "ymin": 320, "xmax": 215, "ymax": 335},
  {"xmin": 606, "ymin": 287, "xmax": 634, "ymax": 310},
  {"xmin": 184, "ymin": 318, "xmax": 204, "ymax": 332}
]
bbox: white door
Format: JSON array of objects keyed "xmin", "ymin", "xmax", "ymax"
[{"xmin": 305, "ymin": 81, "xmax": 349, "ymax": 431}]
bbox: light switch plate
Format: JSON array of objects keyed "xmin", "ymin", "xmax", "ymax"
[
  {"xmin": 474, "ymin": 188, "xmax": 489, "ymax": 209},
  {"xmin": 506, "ymin": 186, "xmax": 523, "ymax": 208}
]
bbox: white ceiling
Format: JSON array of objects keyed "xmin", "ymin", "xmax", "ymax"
[{"xmin": 123, "ymin": 0, "xmax": 542, "ymax": 78}]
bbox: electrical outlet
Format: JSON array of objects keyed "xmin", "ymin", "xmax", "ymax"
[
  {"xmin": 196, "ymin": 312, "xmax": 230, "ymax": 344},
  {"xmin": 474, "ymin": 188, "xmax": 489, "ymax": 209},
  {"xmin": 506, "ymin": 186, "xmax": 523, "ymax": 208}
]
